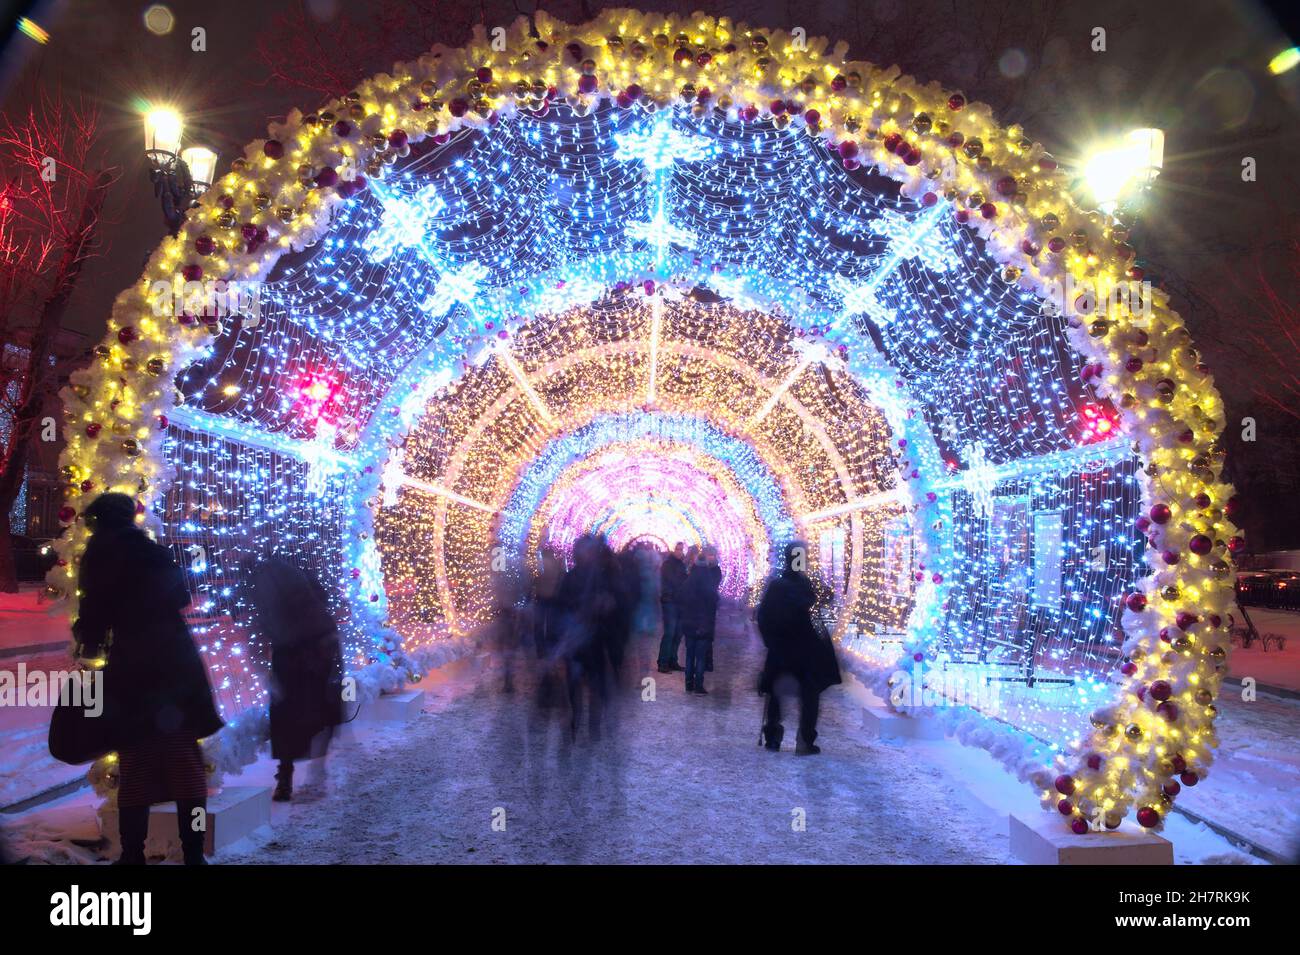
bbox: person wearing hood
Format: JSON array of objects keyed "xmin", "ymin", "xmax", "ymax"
[{"xmin": 243, "ymin": 554, "xmax": 345, "ymax": 802}]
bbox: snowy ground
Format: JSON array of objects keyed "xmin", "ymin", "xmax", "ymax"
[{"xmin": 1, "ymin": 607, "xmax": 1273, "ymax": 865}]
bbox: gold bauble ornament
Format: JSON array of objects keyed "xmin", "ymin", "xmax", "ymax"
[
  {"xmin": 146, "ymin": 357, "xmax": 166, "ymax": 376},
  {"xmin": 1195, "ymin": 688, "xmax": 1213, "ymax": 705},
  {"xmin": 1125, "ymin": 723, "xmax": 1143, "ymax": 740},
  {"xmin": 275, "ymin": 205, "xmax": 296, "ymax": 224},
  {"xmin": 253, "ymin": 192, "xmax": 271, "ymax": 210},
  {"xmin": 122, "ymin": 439, "xmax": 140, "ymax": 457},
  {"xmin": 216, "ymin": 210, "xmax": 238, "ymax": 230}
]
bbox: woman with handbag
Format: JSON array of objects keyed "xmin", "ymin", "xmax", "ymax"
[{"xmin": 71, "ymin": 493, "xmax": 224, "ymax": 864}]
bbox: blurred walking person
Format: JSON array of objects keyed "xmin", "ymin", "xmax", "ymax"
[
  {"xmin": 756, "ymin": 542, "xmax": 841, "ymax": 754},
  {"xmin": 656, "ymin": 543, "xmax": 688, "ymax": 673},
  {"xmin": 679, "ymin": 546, "xmax": 722, "ymax": 694},
  {"xmin": 73, "ymin": 493, "xmax": 223, "ymax": 865},
  {"xmin": 530, "ymin": 543, "xmax": 567, "ymax": 710},
  {"xmin": 556, "ymin": 535, "xmax": 620, "ymax": 739},
  {"xmin": 245, "ymin": 555, "xmax": 344, "ymax": 801}
]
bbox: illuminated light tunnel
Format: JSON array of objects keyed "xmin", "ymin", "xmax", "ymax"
[{"xmin": 52, "ymin": 11, "xmax": 1239, "ymax": 834}]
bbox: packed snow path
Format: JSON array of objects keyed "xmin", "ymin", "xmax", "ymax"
[{"xmin": 224, "ymin": 608, "xmax": 1014, "ymax": 864}]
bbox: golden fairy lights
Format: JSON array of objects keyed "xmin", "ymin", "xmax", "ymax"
[{"xmin": 375, "ymin": 298, "xmax": 902, "ymax": 638}]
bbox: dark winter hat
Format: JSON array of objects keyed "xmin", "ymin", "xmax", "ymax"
[
  {"xmin": 84, "ymin": 492, "xmax": 138, "ymax": 531},
  {"xmin": 782, "ymin": 541, "xmax": 808, "ymax": 573}
]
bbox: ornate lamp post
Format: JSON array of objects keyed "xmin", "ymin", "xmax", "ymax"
[{"xmin": 143, "ymin": 106, "xmax": 217, "ymax": 236}]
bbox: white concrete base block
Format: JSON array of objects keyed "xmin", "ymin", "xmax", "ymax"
[
  {"xmin": 861, "ymin": 704, "xmax": 944, "ymax": 741},
  {"xmin": 1009, "ymin": 811, "xmax": 1173, "ymax": 865},
  {"xmin": 356, "ymin": 689, "xmax": 426, "ymax": 723},
  {"xmin": 99, "ymin": 786, "xmax": 273, "ymax": 858}
]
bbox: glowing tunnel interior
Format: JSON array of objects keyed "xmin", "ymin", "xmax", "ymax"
[{"xmin": 149, "ymin": 95, "xmax": 1153, "ymax": 776}]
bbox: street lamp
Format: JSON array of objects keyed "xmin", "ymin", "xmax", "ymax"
[
  {"xmin": 142, "ymin": 104, "xmax": 218, "ymax": 236},
  {"xmin": 1081, "ymin": 128, "xmax": 1165, "ymax": 215}
]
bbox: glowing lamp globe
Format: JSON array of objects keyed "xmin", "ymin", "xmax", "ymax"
[{"xmin": 143, "ymin": 106, "xmax": 184, "ymax": 156}]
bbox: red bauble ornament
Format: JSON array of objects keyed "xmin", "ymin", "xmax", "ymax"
[
  {"xmin": 1057, "ymin": 798, "xmax": 1073, "ymax": 815},
  {"xmin": 830, "ymin": 75, "xmax": 847, "ymax": 92},
  {"xmin": 838, "ymin": 140, "xmax": 859, "ymax": 159},
  {"xmin": 1149, "ymin": 503, "xmax": 1172, "ymax": 524},
  {"xmin": 1149, "ymin": 680, "xmax": 1172, "ymax": 701},
  {"xmin": 769, "ymin": 99, "xmax": 786, "ymax": 116},
  {"xmin": 1125, "ymin": 357, "xmax": 1143, "ymax": 373},
  {"xmin": 1126, "ymin": 593, "xmax": 1148, "ymax": 613},
  {"xmin": 388, "ymin": 129, "xmax": 408, "ymax": 150},
  {"xmin": 1070, "ymin": 818, "xmax": 1089, "ymax": 835},
  {"xmin": 922, "ymin": 192, "xmax": 938, "ymax": 207},
  {"xmin": 476, "ymin": 66, "xmax": 493, "ymax": 83},
  {"xmin": 1156, "ymin": 701, "xmax": 1178, "ymax": 722},
  {"xmin": 181, "ymin": 264, "xmax": 203, "ymax": 281},
  {"xmin": 117, "ymin": 327, "xmax": 137, "ymax": 345},
  {"xmin": 1048, "ymin": 236, "xmax": 1066, "ymax": 253},
  {"xmin": 882, "ymin": 132, "xmax": 903, "ymax": 153},
  {"xmin": 263, "ymin": 139, "xmax": 284, "ymax": 159},
  {"xmin": 1054, "ymin": 774, "xmax": 1075, "ymax": 796},
  {"xmin": 980, "ymin": 202, "xmax": 997, "ymax": 219},
  {"xmin": 996, "ymin": 176, "xmax": 1017, "ymax": 196},
  {"xmin": 1136, "ymin": 806, "xmax": 1160, "ymax": 828},
  {"xmin": 1175, "ymin": 611, "xmax": 1198, "ymax": 630},
  {"xmin": 333, "ymin": 120, "xmax": 352, "ymax": 138},
  {"xmin": 1162, "ymin": 550, "xmax": 1180, "ymax": 565},
  {"xmin": 804, "ymin": 108, "xmax": 820, "ymax": 126},
  {"xmin": 947, "ymin": 93, "xmax": 966, "ymax": 110},
  {"xmin": 1171, "ymin": 754, "xmax": 1187, "ymax": 772},
  {"xmin": 1189, "ymin": 534, "xmax": 1212, "ymax": 555},
  {"xmin": 577, "ymin": 74, "xmax": 598, "ymax": 94},
  {"xmin": 194, "ymin": 235, "xmax": 215, "ymax": 256},
  {"xmin": 1227, "ymin": 536, "xmax": 1245, "ymax": 554},
  {"xmin": 314, "ymin": 167, "xmax": 339, "ymax": 188},
  {"xmin": 85, "ymin": 423, "xmax": 102, "ymax": 438},
  {"xmin": 1179, "ymin": 771, "xmax": 1198, "ymax": 786},
  {"xmin": 1162, "ymin": 781, "xmax": 1181, "ymax": 797},
  {"xmin": 1120, "ymin": 661, "xmax": 1137, "ymax": 675},
  {"xmin": 58, "ymin": 505, "xmax": 77, "ymax": 523},
  {"xmin": 741, "ymin": 106, "xmax": 759, "ymax": 122},
  {"xmin": 1086, "ymin": 753, "xmax": 1103, "ymax": 771},
  {"xmin": 1225, "ymin": 496, "xmax": 1241, "ymax": 518},
  {"xmin": 448, "ymin": 99, "xmax": 469, "ymax": 117}
]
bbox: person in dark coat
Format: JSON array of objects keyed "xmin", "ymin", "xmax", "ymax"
[
  {"xmin": 72, "ymin": 493, "xmax": 223, "ymax": 865},
  {"xmin": 555, "ymin": 535, "xmax": 620, "ymax": 739},
  {"xmin": 656, "ymin": 543, "xmax": 688, "ymax": 673},
  {"xmin": 679, "ymin": 546, "xmax": 722, "ymax": 694},
  {"xmin": 756, "ymin": 542, "xmax": 841, "ymax": 754},
  {"xmin": 244, "ymin": 555, "xmax": 344, "ymax": 801}
]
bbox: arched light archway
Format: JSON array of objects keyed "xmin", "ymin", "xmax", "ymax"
[{"xmin": 54, "ymin": 9, "xmax": 1239, "ymax": 834}]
